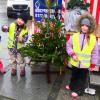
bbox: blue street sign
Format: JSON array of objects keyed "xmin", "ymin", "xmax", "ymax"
[{"xmin": 34, "ymin": 0, "xmax": 62, "ymax": 21}]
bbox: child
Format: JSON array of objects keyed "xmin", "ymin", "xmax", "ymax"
[
  {"xmin": 2, "ymin": 13, "xmax": 29, "ymax": 76},
  {"xmin": 66, "ymin": 14, "xmax": 98, "ymax": 97}
]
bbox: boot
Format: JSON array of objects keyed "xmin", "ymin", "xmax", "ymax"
[
  {"xmin": 70, "ymin": 92, "xmax": 78, "ymax": 98},
  {"xmin": 20, "ymin": 68, "xmax": 25, "ymax": 77},
  {"xmin": 11, "ymin": 68, "xmax": 16, "ymax": 76},
  {"xmin": 66, "ymin": 85, "xmax": 70, "ymax": 90}
]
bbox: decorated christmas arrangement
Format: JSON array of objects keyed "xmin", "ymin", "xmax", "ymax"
[{"xmin": 18, "ymin": 0, "xmax": 69, "ymax": 69}]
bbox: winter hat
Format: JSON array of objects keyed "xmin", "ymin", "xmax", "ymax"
[
  {"xmin": 18, "ymin": 13, "xmax": 29, "ymax": 23},
  {"xmin": 81, "ymin": 18, "xmax": 91, "ymax": 26}
]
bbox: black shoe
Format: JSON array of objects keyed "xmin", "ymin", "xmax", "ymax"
[
  {"xmin": 11, "ymin": 68, "xmax": 16, "ymax": 76},
  {"xmin": 20, "ymin": 69, "xmax": 25, "ymax": 77}
]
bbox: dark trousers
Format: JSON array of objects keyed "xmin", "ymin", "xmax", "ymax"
[{"xmin": 69, "ymin": 66, "xmax": 89, "ymax": 95}]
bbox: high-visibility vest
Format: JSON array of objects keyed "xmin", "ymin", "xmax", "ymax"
[
  {"xmin": 8, "ymin": 23, "xmax": 28, "ymax": 49},
  {"xmin": 69, "ymin": 32, "xmax": 96, "ymax": 68}
]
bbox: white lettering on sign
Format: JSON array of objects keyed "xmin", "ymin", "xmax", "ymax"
[
  {"xmin": 35, "ymin": 13, "xmax": 55, "ymax": 18},
  {"xmin": 35, "ymin": 9, "xmax": 55, "ymax": 13}
]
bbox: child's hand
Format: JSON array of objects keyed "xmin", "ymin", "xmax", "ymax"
[
  {"xmin": 72, "ymin": 55, "xmax": 79, "ymax": 62},
  {"xmin": 90, "ymin": 67, "xmax": 95, "ymax": 71},
  {"xmin": 18, "ymin": 37, "xmax": 23, "ymax": 43},
  {"xmin": 90, "ymin": 64, "xmax": 95, "ymax": 71}
]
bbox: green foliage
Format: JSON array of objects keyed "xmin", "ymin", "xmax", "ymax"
[
  {"xmin": 67, "ymin": 0, "xmax": 90, "ymax": 10},
  {"xmin": 38, "ymin": 0, "xmax": 61, "ymax": 9},
  {"xmin": 19, "ymin": 18, "xmax": 69, "ymax": 68},
  {"xmin": 18, "ymin": 0, "xmax": 69, "ymax": 69}
]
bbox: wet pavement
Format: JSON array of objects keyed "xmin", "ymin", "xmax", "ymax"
[
  {"xmin": 0, "ymin": 64, "xmax": 57, "ymax": 100},
  {"xmin": 0, "ymin": 65, "xmax": 100, "ymax": 100}
]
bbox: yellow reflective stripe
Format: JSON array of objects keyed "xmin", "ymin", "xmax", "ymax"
[
  {"xmin": 8, "ymin": 37, "xmax": 14, "ymax": 42},
  {"xmin": 8, "ymin": 38, "xmax": 15, "ymax": 48},
  {"xmin": 81, "ymin": 60, "xmax": 90, "ymax": 63},
  {"xmin": 76, "ymin": 53, "xmax": 91, "ymax": 58},
  {"xmin": 8, "ymin": 44, "xmax": 14, "ymax": 48},
  {"xmin": 19, "ymin": 28, "xmax": 28, "ymax": 37}
]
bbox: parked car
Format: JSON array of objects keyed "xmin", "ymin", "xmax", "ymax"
[{"xmin": 7, "ymin": 0, "xmax": 30, "ymax": 18}]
